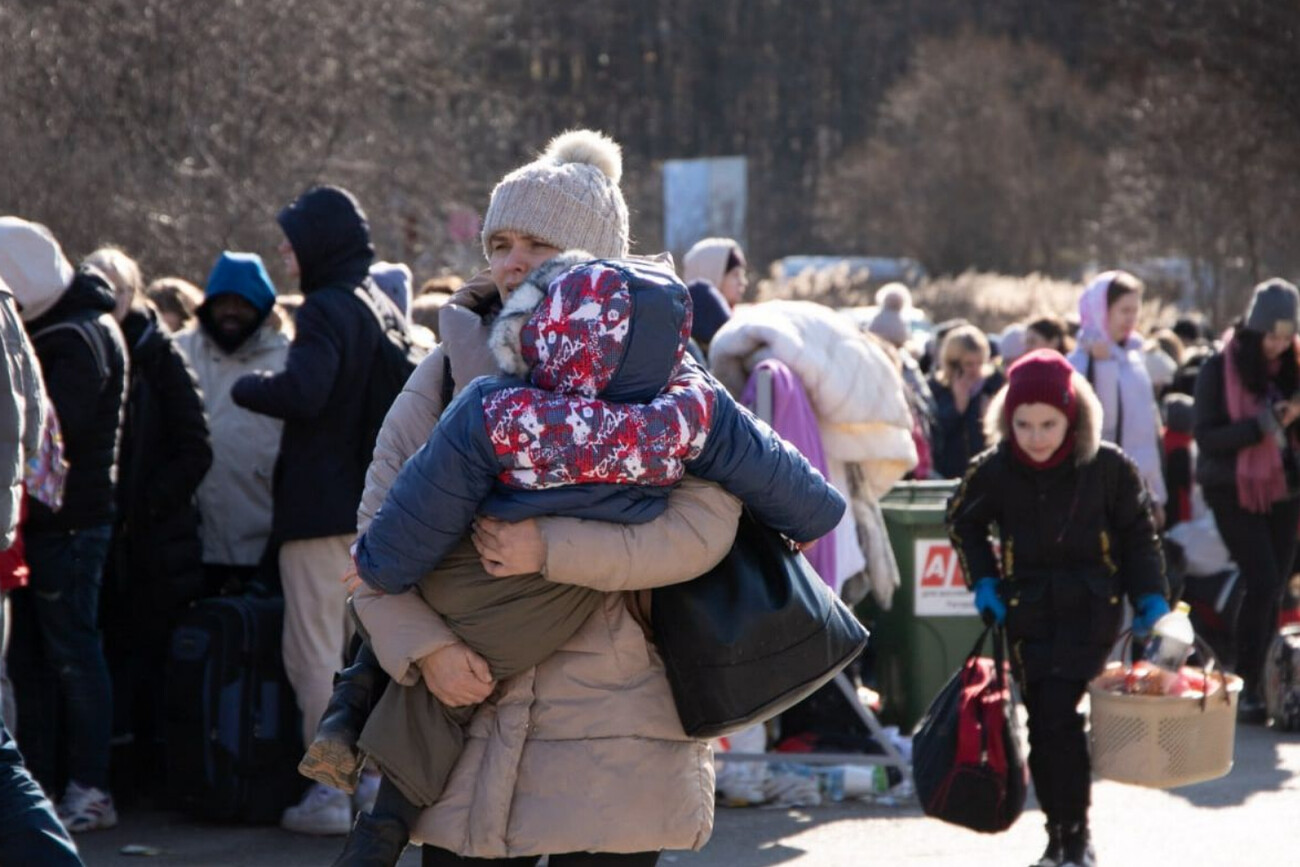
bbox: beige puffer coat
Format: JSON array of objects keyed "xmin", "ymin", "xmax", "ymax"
[
  {"xmin": 352, "ymin": 278, "xmax": 741, "ymax": 858},
  {"xmin": 175, "ymin": 321, "xmax": 289, "ymax": 566}
]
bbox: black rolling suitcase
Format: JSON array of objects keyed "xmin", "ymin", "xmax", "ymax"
[{"xmin": 164, "ymin": 595, "xmax": 305, "ymax": 823}]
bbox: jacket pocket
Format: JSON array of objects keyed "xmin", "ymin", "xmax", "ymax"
[
  {"xmin": 1084, "ymin": 572, "xmax": 1124, "ymax": 647},
  {"xmin": 1005, "ymin": 578, "xmax": 1052, "ymax": 643}
]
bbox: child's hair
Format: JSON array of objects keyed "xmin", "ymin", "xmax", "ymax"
[{"xmin": 935, "ymin": 324, "xmax": 990, "ymax": 386}]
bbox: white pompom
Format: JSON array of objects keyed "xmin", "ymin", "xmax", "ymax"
[{"xmin": 544, "ymin": 129, "xmax": 623, "ymax": 183}]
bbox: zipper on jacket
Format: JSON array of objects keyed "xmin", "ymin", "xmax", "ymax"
[{"xmin": 1099, "ymin": 530, "xmax": 1117, "ymax": 575}]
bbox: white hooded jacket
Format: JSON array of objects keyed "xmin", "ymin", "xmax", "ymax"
[{"xmin": 1067, "ymin": 271, "xmax": 1167, "ymax": 505}]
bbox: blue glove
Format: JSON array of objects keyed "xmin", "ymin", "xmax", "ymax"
[
  {"xmin": 1132, "ymin": 593, "xmax": 1171, "ymax": 639},
  {"xmin": 973, "ymin": 577, "xmax": 1006, "ymax": 626}
]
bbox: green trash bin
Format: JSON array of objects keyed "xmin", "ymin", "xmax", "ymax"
[{"xmin": 860, "ymin": 479, "xmax": 986, "ymax": 733}]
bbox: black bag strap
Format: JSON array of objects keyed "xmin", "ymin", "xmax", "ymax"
[
  {"xmin": 965, "ymin": 623, "xmax": 1010, "ymax": 694},
  {"xmin": 32, "ymin": 318, "xmax": 112, "ymax": 379},
  {"xmin": 440, "ymin": 352, "xmax": 455, "ymax": 409},
  {"xmin": 1085, "ymin": 352, "xmax": 1124, "ymax": 448}
]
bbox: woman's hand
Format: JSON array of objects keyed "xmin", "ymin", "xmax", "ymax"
[
  {"xmin": 1087, "ymin": 338, "xmax": 1112, "ymax": 361},
  {"xmin": 473, "ymin": 516, "xmax": 547, "ymax": 577},
  {"xmin": 418, "ymin": 643, "xmax": 495, "ymax": 706}
]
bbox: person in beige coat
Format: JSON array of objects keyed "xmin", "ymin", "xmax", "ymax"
[
  {"xmin": 174, "ymin": 252, "xmax": 290, "ymax": 595},
  {"xmin": 345, "ymin": 131, "xmax": 741, "ymax": 866}
]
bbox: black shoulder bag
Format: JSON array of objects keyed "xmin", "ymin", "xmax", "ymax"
[{"xmin": 651, "ymin": 510, "xmax": 870, "ymax": 739}]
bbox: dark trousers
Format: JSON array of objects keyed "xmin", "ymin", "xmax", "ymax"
[
  {"xmin": 0, "ymin": 716, "xmax": 83, "ymax": 865},
  {"xmin": 8, "ymin": 525, "xmax": 115, "ymax": 793},
  {"xmin": 422, "ymin": 849, "xmax": 659, "ymax": 867},
  {"xmin": 1204, "ymin": 487, "xmax": 1300, "ymax": 696},
  {"xmin": 1023, "ymin": 677, "xmax": 1089, "ymax": 826}
]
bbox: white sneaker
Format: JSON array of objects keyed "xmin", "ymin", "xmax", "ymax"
[
  {"xmin": 353, "ymin": 769, "xmax": 381, "ymax": 815},
  {"xmin": 57, "ymin": 781, "xmax": 118, "ymax": 833},
  {"xmin": 280, "ymin": 783, "xmax": 352, "ymax": 835}
]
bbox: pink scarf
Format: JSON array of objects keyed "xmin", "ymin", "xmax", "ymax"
[{"xmin": 1222, "ymin": 331, "xmax": 1295, "ymax": 513}]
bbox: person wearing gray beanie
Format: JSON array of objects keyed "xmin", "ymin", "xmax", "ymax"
[
  {"xmin": 309, "ymin": 128, "xmax": 740, "ymax": 866},
  {"xmin": 1244, "ymin": 278, "xmax": 1300, "ymax": 336},
  {"xmin": 481, "ymin": 129, "xmax": 629, "ymax": 261},
  {"xmin": 1194, "ymin": 275, "xmax": 1300, "ymax": 725}
]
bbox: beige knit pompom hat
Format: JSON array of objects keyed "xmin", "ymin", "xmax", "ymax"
[{"xmin": 481, "ymin": 129, "xmax": 630, "ymax": 260}]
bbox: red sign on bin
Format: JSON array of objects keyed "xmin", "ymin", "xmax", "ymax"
[
  {"xmin": 914, "ymin": 539, "xmax": 975, "ymax": 617},
  {"xmin": 919, "ymin": 543, "xmax": 964, "ymax": 588}
]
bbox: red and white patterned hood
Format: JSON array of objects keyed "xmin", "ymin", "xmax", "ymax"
[{"xmin": 490, "ymin": 255, "xmax": 693, "ymax": 404}]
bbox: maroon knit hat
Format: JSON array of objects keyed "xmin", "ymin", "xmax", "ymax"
[{"xmin": 1003, "ymin": 349, "xmax": 1078, "ymax": 424}]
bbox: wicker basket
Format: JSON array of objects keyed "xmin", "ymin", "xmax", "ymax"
[{"xmin": 1088, "ymin": 670, "xmax": 1242, "ymax": 789}]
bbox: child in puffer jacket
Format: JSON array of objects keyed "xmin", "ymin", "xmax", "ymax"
[{"xmin": 328, "ymin": 254, "xmax": 847, "ymax": 866}]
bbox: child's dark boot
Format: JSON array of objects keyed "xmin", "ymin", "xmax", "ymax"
[
  {"xmin": 329, "ymin": 812, "xmax": 408, "ymax": 867},
  {"xmin": 1059, "ymin": 821, "xmax": 1096, "ymax": 867},
  {"xmin": 1030, "ymin": 821, "xmax": 1064, "ymax": 867},
  {"xmin": 299, "ymin": 642, "xmax": 388, "ymax": 793}
]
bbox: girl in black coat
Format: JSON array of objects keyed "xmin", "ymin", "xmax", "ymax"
[
  {"xmin": 1193, "ymin": 278, "xmax": 1300, "ymax": 723},
  {"xmin": 947, "ymin": 350, "xmax": 1167, "ymax": 867}
]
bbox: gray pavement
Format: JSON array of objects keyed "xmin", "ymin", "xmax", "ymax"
[{"xmin": 76, "ymin": 723, "xmax": 1299, "ymax": 867}]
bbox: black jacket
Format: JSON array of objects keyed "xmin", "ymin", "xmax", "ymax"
[
  {"xmin": 1192, "ymin": 351, "xmax": 1300, "ymax": 496},
  {"xmin": 947, "ymin": 437, "xmax": 1166, "ymax": 682},
  {"xmin": 231, "ymin": 186, "xmax": 399, "ymax": 540},
  {"xmin": 25, "ymin": 268, "xmax": 129, "ymax": 532},
  {"xmin": 112, "ymin": 306, "xmax": 213, "ymax": 611},
  {"xmin": 929, "ymin": 371, "xmax": 1004, "ymax": 479}
]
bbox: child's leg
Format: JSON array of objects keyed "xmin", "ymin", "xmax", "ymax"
[
  {"xmin": 356, "ymin": 679, "xmax": 476, "ymax": 806},
  {"xmin": 331, "ymin": 774, "xmax": 412, "ymax": 867},
  {"xmin": 417, "ymin": 537, "xmax": 606, "ymax": 679},
  {"xmin": 300, "ymin": 638, "xmax": 390, "ymax": 793},
  {"xmin": 356, "ymin": 537, "xmax": 606, "ymax": 808}
]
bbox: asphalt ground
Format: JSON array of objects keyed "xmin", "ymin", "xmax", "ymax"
[{"xmin": 74, "ymin": 720, "xmax": 1299, "ymax": 866}]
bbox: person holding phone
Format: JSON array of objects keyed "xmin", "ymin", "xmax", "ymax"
[
  {"xmin": 928, "ymin": 324, "xmax": 1004, "ymax": 479},
  {"xmin": 1193, "ymin": 278, "xmax": 1300, "ymax": 723}
]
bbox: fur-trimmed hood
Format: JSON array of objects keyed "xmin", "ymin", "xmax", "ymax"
[
  {"xmin": 983, "ymin": 369, "xmax": 1104, "ymax": 465},
  {"xmin": 488, "ymin": 252, "xmax": 692, "ymax": 404}
]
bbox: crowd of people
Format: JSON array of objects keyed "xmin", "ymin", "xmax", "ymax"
[{"xmin": 0, "ymin": 123, "xmax": 1295, "ymax": 867}]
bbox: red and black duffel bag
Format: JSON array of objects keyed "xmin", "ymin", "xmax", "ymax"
[{"xmin": 912, "ymin": 624, "xmax": 1028, "ymax": 833}]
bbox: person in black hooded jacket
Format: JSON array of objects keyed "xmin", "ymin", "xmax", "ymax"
[
  {"xmin": 0, "ymin": 217, "xmax": 129, "ymax": 832},
  {"xmin": 947, "ymin": 350, "xmax": 1167, "ymax": 867},
  {"xmin": 83, "ymin": 246, "xmax": 213, "ymax": 800},
  {"xmin": 232, "ymin": 185, "xmax": 410, "ymax": 835}
]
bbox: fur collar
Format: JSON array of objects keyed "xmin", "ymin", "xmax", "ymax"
[
  {"xmin": 983, "ymin": 370, "xmax": 1102, "ymax": 465},
  {"xmin": 488, "ymin": 250, "xmax": 592, "ymax": 376}
]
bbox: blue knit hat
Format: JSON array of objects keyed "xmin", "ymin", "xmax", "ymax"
[{"xmin": 204, "ymin": 252, "xmax": 276, "ymax": 315}]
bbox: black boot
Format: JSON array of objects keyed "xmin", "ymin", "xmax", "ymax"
[
  {"xmin": 1060, "ymin": 821, "xmax": 1095, "ymax": 867},
  {"xmin": 1237, "ymin": 686, "xmax": 1267, "ymax": 725},
  {"xmin": 1029, "ymin": 822, "xmax": 1064, "ymax": 867},
  {"xmin": 299, "ymin": 642, "xmax": 390, "ymax": 793},
  {"xmin": 330, "ymin": 812, "xmax": 409, "ymax": 867}
]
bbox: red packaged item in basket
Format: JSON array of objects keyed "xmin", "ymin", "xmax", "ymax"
[
  {"xmin": 1123, "ymin": 661, "xmax": 1169, "ymax": 696},
  {"xmin": 1167, "ymin": 667, "xmax": 1209, "ymax": 698}
]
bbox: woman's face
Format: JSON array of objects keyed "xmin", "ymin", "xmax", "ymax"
[
  {"xmin": 951, "ymin": 350, "xmax": 985, "ymax": 381},
  {"xmin": 487, "ymin": 230, "xmax": 561, "ymax": 300},
  {"xmin": 718, "ymin": 265, "xmax": 748, "ymax": 307},
  {"xmin": 1106, "ymin": 292, "xmax": 1141, "ymax": 343},
  {"xmin": 1262, "ymin": 328, "xmax": 1294, "ymax": 361},
  {"xmin": 1011, "ymin": 403, "xmax": 1070, "ymax": 463}
]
